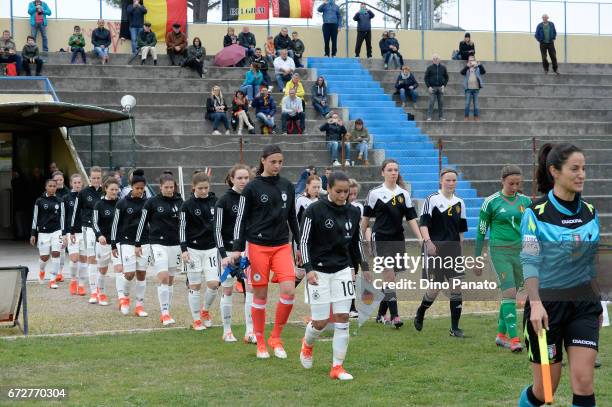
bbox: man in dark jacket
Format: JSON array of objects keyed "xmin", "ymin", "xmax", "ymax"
[
  {"xmin": 238, "ymin": 26, "xmax": 257, "ymax": 58},
  {"xmin": 534, "ymin": 13, "xmax": 559, "ymax": 74},
  {"xmin": 353, "ymin": 3, "xmax": 374, "ymax": 58},
  {"xmin": 424, "ymin": 54, "xmax": 449, "ymax": 121},
  {"xmin": 22, "ymin": 35, "xmax": 43, "ymax": 75},
  {"xmin": 274, "ymin": 27, "xmax": 294, "ymax": 58},
  {"xmin": 320, "ymin": 112, "xmax": 349, "ymax": 167},
  {"xmin": 127, "ymin": 0, "xmax": 147, "ymax": 54},
  {"xmin": 252, "ymin": 48, "xmax": 271, "ymax": 88},
  {"xmin": 253, "ymin": 87, "xmax": 277, "ymax": 133},
  {"xmin": 395, "ymin": 65, "xmax": 418, "ymax": 108},
  {"xmin": 379, "ymin": 31, "xmax": 389, "ymax": 59},
  {"xmin": 166, "ymin": 23, "xmax": 187, "ymax": 66},
  {"xmin": 92, "ymin": 19, "xmax": 111, "ymax": 64},
  {"xmin": 458, "ymin": 32, "xmax": 475, "ymax": 60},
  {"xmin": 137, "ymin": 22, "xmax": 157, "ymax": 65}
]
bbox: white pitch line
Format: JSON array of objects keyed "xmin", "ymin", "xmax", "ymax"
[{"xmin": 0, "ymin": 310, "xmax": 510, "ymax": 341}]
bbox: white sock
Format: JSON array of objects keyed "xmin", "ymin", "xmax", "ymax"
[
  {"xmin": 69, "ymin": 260, "xmax": 77, "ymax": 279},
  {"xmin": 115, "ymin": 273, "xmax": 125, "ymax": 298},
  {"xmin": 244, "ymin": 291, "xmax": 254, "ymax": 335},
  {"xmin": 221, "ymin": 293, "xmax": 233, "ymax": 333},
  {"xmin": 39, "ymin": 258, "xmax": 48, "ymax": 274},
  {"xmin": 157, "ymin": 284, "xmax": 170, "ymax": 315},
  {"xmin": 188, "ymin": 289, "xmax": 201, "ymax": 322},
  {"xmin": 59, "ymin": 251, "xmax": 65, "ymax": 273},
  {"xmin": 97, "ymin": 272, "xmax": 106, "ymax": 293},
  {"xmin": 50, "ymin": 256, "xmax": 60, "ymax": 279},
  {"xmin": 135, "ymin": 279, "xmax": 146, "ymax": 306},
  {"xmin": 87, "ymin": 263, "xmax": 98, "ymax": 294},
  {"xmin": 304, "ymin": 321, "xmax": 324, "ymax": 347},
  {"xmin": 203, "ymin": 287, "xmax": 218, "ymax": 311},
  {"xmin": 78, "ymin": 262, "xmax": 88, "ymax": 287},
  {"xmin": 332, "ymin": 322, "xmax": 350, "ymax": 367},
  {"xmin": 124, "ymin": 277, "xmax": 131, "ymax": 297},
  {"xmin": 168, "ymin": 284, "xmax": 174, "ymax": 308}
]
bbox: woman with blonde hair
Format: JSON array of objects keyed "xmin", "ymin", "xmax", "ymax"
[{"xmin": 206, "ymin": 85, "xmax": 230, "ymax": 135}]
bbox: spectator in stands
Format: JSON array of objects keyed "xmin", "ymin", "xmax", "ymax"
[
  {"xmin": 395, "ymin": 65, "xmax": 419, "ymax": 108},
  {"xmin": 21, "ymin": 35, "xmax": 43, "ymax": 76},
  {"xmin": 0, "ymin": 31, "xmax": 22, "ymax": 75},
  {"xmin": 127, "ymin": 0, "xmax": 147, "ymax": 55},
  {"xmin": 295, "ymin": 165, "xmax": 316, "ymax": 195},
  {"xmin": 166, "ymin": 23, "xmax": 187, "ymax": 66},
  {"xmin": 92, "ymin": 19, "xmax": 111, "ymax": 65},
  {"xmin": 69, "ymin": 26, "xmax": 87, "ymax": 64},
  {"xmin": 320, "ymin": 167, "xmax": 331, "ymax": 191},
  {"xmin": 253, "ymin": 48, "xmax": 271, "ymax": 89},
  {"xmin": 384, "ymin": 30, "xmax": 403, "ymax": 70},
  {"xmin": 240, "ymin": 62, "xmax": 263, "ymax": 101},
  {"xmin": 252, "ymin": 86, "xmax": 276, "ymax": 134},
  {"xmin": 291, "ymin": 31, "xmax": 305, "ymax": 68},
  {"xmin": 458, "ymin": 32, "xmax": 475, "ymax": 61},
  {"xmin": 283, "ymin": 73, "xmax": 305, "ymax": 100},
  {"xmin": 379, "ymin": 31, "xmax": 389, "ymax": 59},
  {"xmin": 348, "ymin": 118, "xmax": 370, "ymax": 166},
  {"xmin": 461, "ymin": 55, "xmax": 486, "ymax": 121},
  {"xmin": 264, "ymin": 36, "xmax": 276, "ymax": 65},
  {"xmin": 535, "ymin": 13, "xmax": 559, "ymax": 75},
  {"xmin": 281, "ymin": 88, "xmax": 305, "ymax": 134},
  {"xmin": 183, "ymin": 37, "xmax": 206, "ymax": 78},
  {"xmin": 318, "ymin": 0, "xmax": 342, "ymax": 58},
  {"xmin": 28, "ymin": 0, "xmax": 51, "ymax": 52},
  {"xmin": 223, "ymin": 27, "xmax": 238, "ymax": 47},
  {"xmin": 138, "ymin": 22, "xmax": 157, "ymax": 65},
  {"xmin": 353, "ymin": 3, "xmax": 375, "ymax": 58},
  {"xmin": 206, "ymin": 85, "xmax": 231, "ymax": 135},
  {"xmin": 231, "ymin": 90, "xmax": 255, "ymax": 135},
  {"xmin": 321, "ymin": 112, "xmax": 349, "ymax": 167},
  {"xmin": 273, "ymin": 48, "xmax": 295, "ymax": 91},
  {"xmin": 238, "ymin": 26, "xmax": 256, "ymax": 59},
  {"xmin": 311, "ymin": 76, "xmax": 331, "ymax": 118},
  {"xmin": 274, "ymin": 27, "xmax": 294, "ymax": 58},
  {"xmin": 424, "ymin": 54, "xmax": 448, "ymax": 121}
]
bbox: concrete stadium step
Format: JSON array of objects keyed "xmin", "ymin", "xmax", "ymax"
[
  {"xmin": 457, "ymin": 163, "xmax": 612, "ymax": 180},
  {"xmin": 418, "ymin": 121, "xmax": 612, "ymax": 136},
  {"xmin": 444, "ymin": 149, "xmax": 611, "ymax": 164},
  {"xmin": 40, "ymin": 64, "xmax": 312, "ymax": 80},
  {"xmin": 471, "ymin": 179, "xmax": 612, "ymax": 197},
  {"xmin": 396, "ymin": 95, "xmax": 612, "ymax": 110},
  {"xmin": 409, "ymin": 108, "xmax": 612, "ymax": 122},
  {"xmin": 36, "ymin": 53, "xmax": 217, "ymax": 66}
]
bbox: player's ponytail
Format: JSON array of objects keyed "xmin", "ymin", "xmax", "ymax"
[{"xmin": 536, "ymin": 143, "xmax": 583, "ymax": 194}]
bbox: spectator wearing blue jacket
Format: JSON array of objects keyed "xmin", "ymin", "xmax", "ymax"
[
  {"xmin": 379, "ymin": 31, "xmax": 389, "ymax": 59},
  {"xmin": 460, "ymin": 56, "xmax": 486, "ymax": 121},
  {"xmin": 127, "ymin": 0, "xmax": 147, "ymax": 54},
  {"xmin": 252, "ymin": 87, "xmax": 277, "ymax": 134},
  {"xmin": 395, "ymin": 65, "xmax": 419, "ymax": 108},
  {"xmin": 28, "ymin": 0, "xmax": 52, "ymax": 52},
  {"xmin": 240, "ymin": 63, "xmax": 264, "ymax": 101},
  {"xmin": 317, "ymin": 0, "xmax": 342, "ymax": 57},
  {"xmin": 534, "ymin": 14, "xmax": 559, "ymax": 74},
  {"xmin": 92, "ymin": 19, "xmax": 112, "ymax": 65},
  {"xmin": 353, "ymin": 3, "xmax": 375, "ymax": 58},
  {"xmin": 384, "ymin": 31, "xmax": 403, "ymax": 69}
]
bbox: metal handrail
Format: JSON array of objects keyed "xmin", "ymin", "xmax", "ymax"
[{"xmin": 0, "ymin": 76, "xmax": 60, "ymax": 102}]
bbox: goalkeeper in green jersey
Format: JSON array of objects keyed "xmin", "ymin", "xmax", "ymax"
[{"xmin": 475, "ymin": 165, "xmax": 531, "ymax": 352}]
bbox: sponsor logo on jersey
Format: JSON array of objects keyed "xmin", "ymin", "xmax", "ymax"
[
  {"xmin": 253, "ymin": 273, "xmax": 261, "ymax": 282},
  {"xmin": 456, "ymin": 205, "xmax": 461, "ymax": 214},
  {"xmin": 398, "ymin": 196, "xmax": 404, "ymax": 204},
  {"xmin": 522, "ymin": 235, "xmax": 539, "ymax": 256},
  {"xmin": 499, "ymin": 208, "xmax": 506, "ymax": 213},
  {"xmin": 281, "ymin": 192, "xmax": 287, "ymax": 202},
  {"xmin": 127, "ymin": 207, "xmax": 134, "ymax": 214},
  {"xmin": 519, "ymin": 205, "xmax": 525, "ymax": 213},
  {"xmin": 157, "ymin": 206, "xmax": 165, "ymax": 213},
  {"xmin": 104, "ymin": 210, "xmax": 111, "ymax": 216},
  {"xmin": 232, "ymin": 205, "xmax": 238, "ymax": 213},
  {"xmin": 87, "ymin": 196, "xmax": 93, "ymax": 202},
  {"xmin": 260, "ymin": 194, "xmax": 269, "ymax": 203},
  {"xmin": 43, "ymin": 203, "xmax": 48, "ymax": 209},
  {"xmin": 210, "ymin": 208, "xmax": 214, "ymax": 215},
  {"xmin": 194, "ymin": 209, "xmax": 201, "ymax": 216},
  {"xmin": 312, "ymin": 290, "xmax": 320, "ymax": 300},
  {"xmin": 562, "ymin": 218, "xmax": 582, "ymax": 225},
  {"xmin": 324, "ymin": 219, "xmax": 334, "ymax": 229}
]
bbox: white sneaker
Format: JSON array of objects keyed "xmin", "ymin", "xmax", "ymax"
[
  {"xmin": 330, "ymin": 365, "xmax": 354, "ymax": 381},
  {"xmin": 48, "ymin": 280, "xmax": 58, "ymax": 289},
  {"xmin": 223, "ymin": 332, "xmax": 238, "ymax": 342},
  {"xmin": 349, "ymin": 310, "xmax": 359, "ymax": 318},
  {"xmin": 225, "ymin": 130, "xmax": 231, "ymax": 135},
  {"xmin": 268, "ymin": 86, "xmax": 273, "ymax": 92},
  {"xmin": 88, "ymin": 293, "xmax": 98, "ymax": 304},
  {"xmin": 256, "ymin": 349, "xmax": 270, "ymax": 359},
  {"xmin": 300, "ymin": 339, "xmax": 313, "ymax": 369},
  {"xmin": 212, "ymin": 130, "xmax": 221, "ymax": 135},
  {"xmin": 426, "ymin": 117, "xmax": 432, "ymax": 121},
  {"xmin": 161, "ymin": 314, "xmax": 176, "ymax": 326},
  {"xmin": 237, "ymin": 129, "xmax": 243, "ymax": 135},
  {"xmin": 344, "ymin": 160, "xmax": 351, "ymax": 167},
  {"xmin": 244, "ymin": 333, "xmax": 257, "ymax": 344},
  {"xmin": 332, "ymin": 160, "xmax": 341, "ymax": 167}
]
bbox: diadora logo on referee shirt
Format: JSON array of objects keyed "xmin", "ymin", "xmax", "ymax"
[{"xmin": 561, "ymin": 218, "xmax": 582, "ymax": 225}]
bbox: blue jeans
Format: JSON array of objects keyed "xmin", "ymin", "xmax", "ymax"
[
  {"xmin": 209, "ymin": 112, "xmax": 230, "ymax": 130},
  {"xmin": 275, "ymin": 73, "xmax": 291, "ymax": 91},
  {"xmin": 129, "ymin": 27, "xmax": 143, "ymax": 54},
  {"xmin": 313, "ymin": 101, "xmax": 330, "ymax": 117},
  {"xmin": 70, "ymin": 48, "xmax": 86, "ymax": 64},
  {"xmin": 31, "ymin": 23, "xmax": 48, "ymax": 52},
  {"xmin": 256, "ymin": 112, "xmax": 275, "ymax": 127},
  {"xmin": 399, "ymin": 88, "xmax": 418, "ymax": 103},
  {"xmin": 93, "ymin": 46, "xmax": 109, "ymax": 59},
  {"xmin": 385, "ymin": 52, "xmax": 403, "ymax": 68},
  {"xmin": 465, "ymin": 89, "xmax": 479, "ymax": 117},
  {"xmin": 240, "ymin": 84, "xmax": 260, "ymax": 101},
  {"xmin": 327, "ymin": 141, "xmax": 350, "ymax": 162},
  {"xmin": 357, "ymin": 141, "xmax": 368, "ymax": 160},
  {"xmin": 243, "ymin": 46, "xmax": 256, "ymax": 57},
  {"xmin": 261, "ymin": 71, "xmax": 270, "ymax": 87}
]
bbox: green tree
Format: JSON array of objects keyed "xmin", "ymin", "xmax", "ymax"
[{"xmin": 105, "ymin": 0, "xmax": 220, "ymax": 23}]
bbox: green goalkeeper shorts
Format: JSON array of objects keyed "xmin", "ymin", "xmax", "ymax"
[{"xmin": 489, "ymin": 247, "xmax": 524, "ymax": 291}]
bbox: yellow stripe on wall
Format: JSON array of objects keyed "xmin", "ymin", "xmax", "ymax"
[
  {"xmin": 147, "ymin": 0, "xmax": 168, "ymax": 42},
  {"xmin": 238, "ymin": 0, "xmax": 256, "ymax": 20},
  {"xmin": 289, "ymin": 0, "xmax": 302, "ymax": 18}
]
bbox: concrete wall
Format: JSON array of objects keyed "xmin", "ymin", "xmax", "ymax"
[{"xmin": 3, "ymin": 17, "xmax": 612, "ymax": 63}]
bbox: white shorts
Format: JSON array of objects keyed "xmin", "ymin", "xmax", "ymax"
[
  {"xmin": 185, "ymin": 247, "xmax": 228, "ymax": 286},
  {"xmin": 151, "ymin": 244, "xmax": 182, "ymax": 276},
  {"xmin": 67, "ymin": 233, "xmax": 83, "ymax": 255},
  {"xmin": 38, "ymin": 230, "xmax": 63, "ymax": 255},
  {"xmin": 81, "ymin": 227, "xmax": 96, "ymax": 257},
  {"xmin": 96, "ymin": 242, "xmax": 121, "ymax": 269},
  {"xmin": 305, "ymin": 267, "xmax": 355, "ymax": 319},
  {"xmin": 119, "ymin": 244, "xmax": 151, "ymax": 273}
]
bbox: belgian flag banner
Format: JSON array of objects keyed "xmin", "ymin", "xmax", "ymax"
[
  {"xmin": 148, "ymin": 0, "xmax": 188, "ymax": 40},
  {"xmin": 272, "ymin": 0, "xmax": 313, "ymax": 18},
  {"xmin": 222, "ymin": 0, "xmax": 270, "ymax": 21}
]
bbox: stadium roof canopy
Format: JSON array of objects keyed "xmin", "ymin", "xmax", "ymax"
[{"xmin": 0, "ymin": 102, "xmax": 129, "ymax": 132}]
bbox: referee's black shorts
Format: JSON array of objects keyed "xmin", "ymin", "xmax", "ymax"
[
  {"xmin": 421, "ymin": 241, "xmax": 463, "ymax": 282},
  {"xmin": 523, "ymin": 284, "xmax": 602, "ymax": 364}
]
